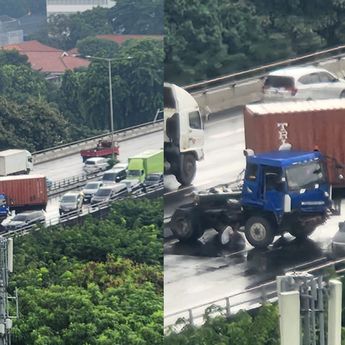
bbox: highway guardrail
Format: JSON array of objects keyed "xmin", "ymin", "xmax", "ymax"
[
  {"xmin": 33, "ymin": 120, "xmax": 163, "ymax": 164},
  {"xmin": 184, "ymin": 45, "xmax": 345, "ymax": 116},
  {"xmin": 164, "ymin": 256, "xmax": 345, "ymax": 332}
]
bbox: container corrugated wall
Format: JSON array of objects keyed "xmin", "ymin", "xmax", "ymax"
[
  {"xmin": 244, "ymin": 102, "xmax": 345, "ymax": 186},
  {"xmin": 0, "ymin": 176, "xmax": 47, "ymax": 208}
]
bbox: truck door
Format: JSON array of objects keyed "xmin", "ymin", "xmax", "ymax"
[
  {"xmin": 242, "ymin": 163, "xmax": 262, "ymax": 207},
  {"xmin": 180, "ymin": 110, "xmax": 204, "ymax": 152},
  {"xmin": 262, "ymin": 166, "xmax": 284, "ymax": 217}
]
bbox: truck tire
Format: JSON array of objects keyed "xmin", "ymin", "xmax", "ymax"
[
  {"xmin": 245, "ymin": 216, "xmax": 274, "ymax": 249},
  {"xmin": 170, "ymin": 207, "xmax": 204, "ymax": 242},
  {"xmin": 176, "ymin": 153, "xmax": 196, "ymax": 186},
  {"xmin": 289, "ymin": 224, "xmax": 316, "ymax": 239}
]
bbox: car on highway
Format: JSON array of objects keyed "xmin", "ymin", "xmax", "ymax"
[
  {"xmin": 83, "ymin": 157, "xmax": 109, "ymax": 174},
  {"xmin": 59, "ymin": 191, "xmax": 84, "ymax": 215},
  {"xmin": 101, "ymin": 167, "xmax": 127, "ymax": 185},
  {"xmin": 1, "ymin": 210, "xmax": 45, "ymax": 231},
  {"xmin": 91, "ymin": 183, "xmax": 127, "ymax": 205},
  {"xmin": 142, "ymin": 173, "xmax": 163, "ymax": 190},
  {"xmin": 262, "ymin": 66, "xmax": 345, "ymax": 102},
  {"xmin": 82, "ymin": 181, "xmax": 103, "ymax": 203}
]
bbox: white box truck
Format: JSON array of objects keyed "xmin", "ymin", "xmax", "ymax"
[{"xmin": 0, "ymin": 149, "xmax": 33, "ymax": 176}]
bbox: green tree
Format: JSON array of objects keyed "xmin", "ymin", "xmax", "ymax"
[
  {"xmin": 0, "ymin": 50, "xmax": 29, "ymax": 66},
  {"xmin": 76, "ymin": 36, "xmax": 119, "ymax": 58},
  {"xmin": 109, "ymin": 0, "xmax": 163, "ymax": 34}
]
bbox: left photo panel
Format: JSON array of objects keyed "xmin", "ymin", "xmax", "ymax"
[{"xmin": 0, "ymin": 1, "xmax": 164, "ymax": 344}]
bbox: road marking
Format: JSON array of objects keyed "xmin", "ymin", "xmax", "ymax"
[{"xmin": 209, "ymin": 128, "xmax": 244, "ymax": 140}]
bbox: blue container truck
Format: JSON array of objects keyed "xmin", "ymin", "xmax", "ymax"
[{"xmin": 170, "ymin": 149, "xmax": 336, "ymax": 248}]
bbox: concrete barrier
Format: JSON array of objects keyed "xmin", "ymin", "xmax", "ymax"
[
  {"xmin": 190, "ymin": 55, "xmax": 345, "ymax": 116},
  {"xmin": 33, "ymin": 121, "xmax": 163, "ymax": 164}
]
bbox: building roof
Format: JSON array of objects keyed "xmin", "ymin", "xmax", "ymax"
[
  {"xmin": 2, "ymin": 40, "xmax": 90, "ymax": 74},
  {"xmin": 96, "ymin": 34, "xmax": 163, "ymax": 44}
]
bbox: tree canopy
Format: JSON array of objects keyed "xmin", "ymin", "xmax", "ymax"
[
  {"xmin": 11, "ymin": 198, "xmax": 163, "ymax": 345},
  {"xmin": 165, "ymin": 0, "xmax": 345, "ymax": 84}
]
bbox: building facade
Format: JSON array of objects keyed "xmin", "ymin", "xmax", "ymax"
[{"xmin": 47, "ymin": 0, "xmax": 116, "ymax": 16}]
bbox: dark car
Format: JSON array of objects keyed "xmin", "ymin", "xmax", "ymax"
[
  {"xmin": 143, "ymin": 173, "xmax": 163, "ymax": 187},
  {"xmin": 1, "ymin": 210, "xmax": 45, "ymax": 231},
  {"xmin": 101, "ymin": 167, "xmax": 127, "ymax": 185}
]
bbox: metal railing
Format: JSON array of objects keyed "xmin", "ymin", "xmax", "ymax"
[
  {"xmin": 178, "ymin": 45, "xmax": 345, "ymax": 116},
  {"xmin": 47, "ymin": 170, "xmax": 105, "ymax": 196},
  {"xmin": 164, "ymin": 256, "xmax": 345, "ymax": 332},
  {"xmin": 3, "ymin": 181, "xmax": 163, "ymax": 238},
  {"xmin": 33, "ymin": 120, "xmax": 163, "ymax": 164},
  {"xmin": 184, "ymin": 44, "xmax": 345, "ymax": 93}
]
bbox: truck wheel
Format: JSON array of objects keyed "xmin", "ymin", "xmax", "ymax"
[
  {"xmin": 245, "ymin": 216, "xmax": 274, "ymax": 248},
  {"xmin": 289, "ymin": 224, "xmax": 316, "ymax": 239},
  {"xmin": 170, "ymin": 208, "xmax": 204, "ymax": 242},
  {"xmin": 176, "ymin": 154, "xmax": 196, "ymax": 186}
]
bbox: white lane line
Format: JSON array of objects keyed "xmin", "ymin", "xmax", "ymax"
[{"xmin": 208, "ymin": 128, "xmax": 244, "ymax": 140}]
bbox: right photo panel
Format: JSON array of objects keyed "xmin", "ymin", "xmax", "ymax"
[{"xmin": 164, "ymin": 1, "xmax": 345, "ymax": 344}]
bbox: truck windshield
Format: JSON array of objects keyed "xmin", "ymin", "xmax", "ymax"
[
  {"xmin": 286, "ymin": 161, "xmax": 326, "ymax": 191},
  {"xmin": 127, "ymin": 170, "xmax": 141, "ymax": 177}
]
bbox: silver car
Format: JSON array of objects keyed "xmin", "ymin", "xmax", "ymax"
[
  {"xmin": 82, "ymin": 181, "xmax": 103, "ymax": 203},
  {"xmin": 91, "ymin": 183, "xmax": 127, "ymax": 204},
  {"xmin": 59, "ymin": 191, "xmax": 84, "ymax": 214},
  {"xmin": 262, "ymin": 66, "xmax": 345, "ymax": 102},
  {"xmin": 83, "ymin": 157, "xmax": 109, "ymax": 174},
  {"xmin": 1, "ymin": 210, "xmax": 45, "ymax": 231}
]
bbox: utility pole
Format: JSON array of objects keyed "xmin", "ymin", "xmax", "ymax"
[{"xmin": 0, "ymin": 237, "xmax": 16, "ymax": 345}]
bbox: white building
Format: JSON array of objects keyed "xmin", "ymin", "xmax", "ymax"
[{"xmin": 47, "ymin": 0, "xmax": 116, "ymax": 17}]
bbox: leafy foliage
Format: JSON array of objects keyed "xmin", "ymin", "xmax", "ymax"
[
  {"xmin": 165, "ymin": 305, "xmax": 280, "ymax": 345},
  {"xmin": 76, "ymin": 37, "xmax": 119, "ymax": 58},
  {"xmin": 10, "ymin": 198, "xmax": 163, "ymax": 345},
  {"xmin": 109, "ymin": 0, "xmax": 163, "ymax": 35},
  {"xmin": 0, "ymin": 97, "xmax": 70, "ymax": 151},
  {"xmin": 165, "ymin": 0, "xmax": 345, "ymax": 84},
  {"xmin": 0, "ymin": 0, "xmax": 45, "ymax": 17}
]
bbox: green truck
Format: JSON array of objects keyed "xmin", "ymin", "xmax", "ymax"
[{"xmin": 127, "ymin": 150, "xmax": 163, "ymax": 182}]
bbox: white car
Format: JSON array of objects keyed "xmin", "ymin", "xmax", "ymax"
[
  {"xmin": 83, "ymin": 157, "xmax": 109, "ymax": 173},
  {"xmin": 262, "ymin": 66, "xmax": 345, "ymax": 102}
]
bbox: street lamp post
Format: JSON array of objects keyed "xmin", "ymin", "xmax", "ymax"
[{"xmin": 86, "ymin": 55, "xmax": 116, "ymax": 160}]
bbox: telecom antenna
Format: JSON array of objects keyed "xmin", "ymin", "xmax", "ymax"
[{"xmin": 0, "ymin": 237, "xmax": 17, "ymax": 345}]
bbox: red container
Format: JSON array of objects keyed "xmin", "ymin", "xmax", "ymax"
[
  {"xmin": 0, "ymin": 174, "xmax": 48, "ymax": 209},
  {"xmin": 244, "ymin": 99, "xmax": 345, "ymax": 186}
]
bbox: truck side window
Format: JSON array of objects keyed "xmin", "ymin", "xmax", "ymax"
[
  {"xmin": 264, "ymin": 167, "xmax": 283, "ymax": 192},
  {"xmin": 189, "ymin": 111, "xmax": 202, "ymax": 129},
  {"xmin": 245, "ymin": 163, "xmax": 258, "ymax": 181}
]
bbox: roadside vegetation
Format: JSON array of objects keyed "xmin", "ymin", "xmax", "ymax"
[
  {"xmin": 10, "ymin": 198, "xmax": 163, "ymax": 345},
  {"xmin": 165, "ymin": 304, "xmax": 280, "ymax": 345},
  {"xmin": 0, "ymin": 0, "xmax": 163, "ymax": 151},
  {"xmin": 166, "ymin": 275, "xmax": 345, "ymax": 344},
  {"xmin": 165, "ymin": 0, "xmax": 345, "ymax": 84}
]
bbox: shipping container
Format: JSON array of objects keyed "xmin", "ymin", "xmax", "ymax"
[
  {"xmin": 0, "ymin": 174, "xmax": 48, "ymax": 210},
  {"xmin": 244, "ymin": 99, "xmax": 345, "ymax": 186}
]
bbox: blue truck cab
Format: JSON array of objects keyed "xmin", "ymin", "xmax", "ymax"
[
  {"xmin": 242, "ymin": 150, "xmax": 331, "ymax": 247},
  {"xmin": 0, "ymin": 193, "xmax": 9, "ymax": 219},
  {"xmin": 170, "ymin": 149, "xmax": 334, "ymax": 248}
]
